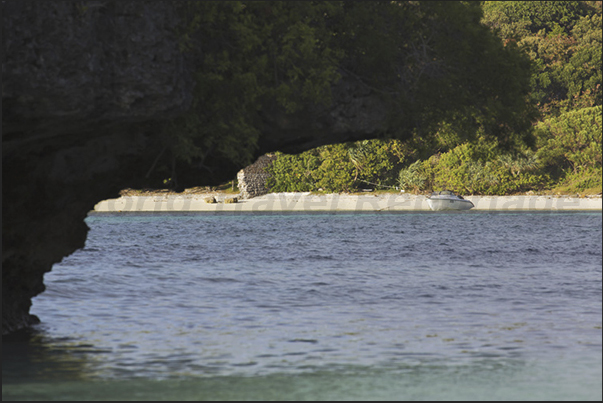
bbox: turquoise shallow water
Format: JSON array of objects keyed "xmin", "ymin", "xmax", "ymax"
[{"xmin": 3, "ymin": 211, "xmax": 602, "ymax": 400}]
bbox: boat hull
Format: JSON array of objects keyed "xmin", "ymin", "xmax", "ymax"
[{"xmin": 427, "ymin": 198, "xmax": 474, "ymax": 211}]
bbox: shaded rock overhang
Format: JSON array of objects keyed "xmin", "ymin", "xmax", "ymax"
[{"xmin": 2, "ymin": 1, "xmax": 386, "ymax": 335}]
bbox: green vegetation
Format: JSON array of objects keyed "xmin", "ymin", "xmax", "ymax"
[
  {"xmin": 266, "ymin": 1, "xmax": 602, "ymax": 196},
  {"xmin": 141, "ymin": 1, "xmax": 600, "ymax": 195},
  {"xmin": 267, "ymin": 139, "xmax": 407, "ymax": 193},
  {"xmin": 398, "ymin": 142, "xmax": 545, "ymax": 195},
  {"xmin": 148, "ymin": 1, "xmax": 538, "ymax": 188},
  {"xmin": 535, "ymin": 105, "xmax": 602, "ymax": 193},
  {"xmin": 156, "ymin": 1, "xmax": 344, "ymax": 185},
  {"xmin": 482, "ymin": 0, "xmax": 601, "ymax": 114}
]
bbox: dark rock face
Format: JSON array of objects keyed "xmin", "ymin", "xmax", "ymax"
[
  {"xmin": 2, "ymin": 1, "xmax": 386, "ymax": 335},
  {"xmin": 2, "ymin": 1, "xmax": 193, "ymax": 335},
  {"xmin": 2, "ymin": 1, "xmax": 190, "ymax": 135}
]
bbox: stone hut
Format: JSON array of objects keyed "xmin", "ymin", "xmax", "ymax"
[{"xmin": 237, "ymin": 154, "xmax": 278, "ymax": 199}]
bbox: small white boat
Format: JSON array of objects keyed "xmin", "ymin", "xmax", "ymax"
[{"xmin": 427, "ymin": 190, "xmax": 474, "ymax": 211}]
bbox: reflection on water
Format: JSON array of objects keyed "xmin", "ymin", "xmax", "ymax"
[
  {"xmin": 3, "ymin": 328, "xmax": 102, "ymax": 384},
  {"xmin": 4, "ymin": 332, "xmax": 602, "ymax": 401},
  {"xmin": 3, "ymin": 212, "xmax": 602, "ymax": 400}
]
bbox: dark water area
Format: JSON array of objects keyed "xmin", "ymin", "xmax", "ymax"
[{"xmin": 3, "ymin": 211, "xmax": 602, "ymax": 400}]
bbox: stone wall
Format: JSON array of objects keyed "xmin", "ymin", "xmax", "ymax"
[{"xmin": 237, "ymin": 154, "xmax": 278, "ymax": 199}]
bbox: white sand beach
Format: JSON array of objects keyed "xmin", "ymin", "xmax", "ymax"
[{"xmin": 93, "ymin": 192, "xmax": 602, "ymax": 212}]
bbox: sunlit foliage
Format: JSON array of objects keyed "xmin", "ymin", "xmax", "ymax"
[
  {"xmin": 482, "ymin": 1, "xmax": 602, "ymax": 114},
  {"xmin": 267, "ymin": 139, "xmax": 408, "ymax": 193},
  {"xmin": 535, "ymin": 105, "xmax": 602, "ymax": 192}
]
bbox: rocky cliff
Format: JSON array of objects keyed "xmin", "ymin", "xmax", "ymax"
[
  {"xmin": 2, "ymin": 1, "xmax": 386, "ymax": 334},
  {"xmin": 2, "ymin": 1, "xmax": 194, "ymax": 334}
]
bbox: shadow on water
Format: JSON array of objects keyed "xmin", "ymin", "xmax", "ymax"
[
  {"xmin": 4, "ymin": 327, "xmax": 602, "ymax": 401},
  {"xmin": 2, "ymin": 327, "xmax": 106, "ymax": 385}
]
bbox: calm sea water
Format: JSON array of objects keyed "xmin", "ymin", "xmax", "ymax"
[{"xmin": 3, "ymin": 211, "xmax": 602, "ymax": 400}]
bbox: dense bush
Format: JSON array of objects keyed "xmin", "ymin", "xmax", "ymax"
[
  {"xmin": 398, "ymin": 143, "xmax": 546, "ymax": 195},
  {"xmin": 556, "ymin": 166, "xmax": 603, "ymax": 193},
  {"xmin": 398, "ymin": 160, "xmax": 428, "ymax": 194},
  {"xmin": 536, "ymin": 105, "xmax": 602, "ymax": 171},
  {"xmin": 266, "ymin": 150, "xmax": 321, "ymax": 192},
  {"xmin": 535, "ymin": 105, "xmax": 602, "ymax": 192},
  {"xmin": 266, "ymin": 139, "xmax": 407, "ymax": 193}
]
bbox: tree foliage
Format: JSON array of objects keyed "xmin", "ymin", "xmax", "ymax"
[
  {"xmin": 167, "ymin": 1, "xmax": 343, "ymax": 174},
  {"xmin": 332, "ymin": 1, "xmax": 535, "ymax": 149},
  {"xmin": 152, "ymin": 1, "xmax": 538, "ymax": 188},
  {"xmin": 482, "ymin": 1, "xmax": 602, "ymax": 114},
  {"xmin": 535, "ymin": 105, "xmax": 602, "ymax": 175},
  {"xmin": 152, "ymin": 1, "xmax": 601, "ymax": 196},
  {"xmin": 391, "ymin": 1, "xmax": 603, "ymax": 196},
  {"xmin": 482, "ymin": 1, "xmax": 590, "ymax": 36}
]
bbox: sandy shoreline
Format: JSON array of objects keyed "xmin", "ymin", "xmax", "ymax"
[{"xmin": 93, "ymin": 192, "xmax": 602, "ymax": 212}]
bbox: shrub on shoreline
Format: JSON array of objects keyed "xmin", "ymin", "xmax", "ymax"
[{"xmin": 266, "ymin": 140, "xmax": 407, "ymax": 193}]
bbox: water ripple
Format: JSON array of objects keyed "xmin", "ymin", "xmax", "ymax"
[{"xmin": 17, "ymin": 212, "xmax": 602, "ymax": 383}]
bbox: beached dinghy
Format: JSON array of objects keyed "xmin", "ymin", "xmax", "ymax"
[{"xmin": 427, "ymin": 190, "xmax": 474, "ymax": 211}]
